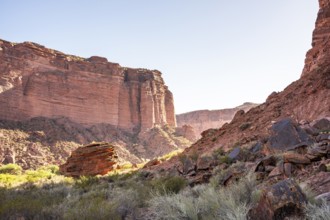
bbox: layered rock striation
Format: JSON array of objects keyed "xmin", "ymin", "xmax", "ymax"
[
  {"xmin": 0, "ymin": 40, "xmax": 176, "ymax": 132},
  {"xmin": 176, "ymin": 102, "xmax": 258, "ymax": 137},
  {"xmin": 302, "ymin": 0, "xmax": 330, "ymax": 76},
  {"xmin": 59, "ymin": 142, "xmax": 118, "ymax": 177}
]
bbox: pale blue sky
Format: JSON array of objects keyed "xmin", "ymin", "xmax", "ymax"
[{"xmin": 0, "ymin": 0, "xmax": 318, "ymax": 114}]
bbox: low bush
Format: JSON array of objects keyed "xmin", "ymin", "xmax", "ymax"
[
  {"xmin": 149, "ymin": 173, "xmax": 257, "ymax": 220},
  {"xmin": 151, "ymin": 176, "xmax": 187, "ymax": 194},
  {"xmin": 305, "ymin": 199, "xmax": 330, "ymax": 220},
  {"xmin": 0, "ymin": 164, "xmax": 22, "ymax": 175}
]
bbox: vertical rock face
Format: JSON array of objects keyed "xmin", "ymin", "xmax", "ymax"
[
  {"xmin": 302, "ymin": 0, "xmax": 330, "ymax": 76},
  {"xmin": 0, "ymin": 40, "xmax": 176, "ymax": 132}
]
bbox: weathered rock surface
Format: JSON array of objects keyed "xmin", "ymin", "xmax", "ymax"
[
  {"xmin": 248, "ymin": 179, "xmax": 307, "ymax": 220},
  {"xmin": 59, "ymin": 142, "xmax": 118, "ymax": 177},
  {"xmin": 0, "ymin": 40, "xmax": 176, "ymax": 132},
  {"xmin": 176, "ymin": 102, "xmax": 258, "ymax": 137},
  {"xmin": 175, "ymin": 124, "xmax": 198, "ymax": 142},
  {"xmin": 269, "ymin": 118, "xmax": 314, "ymax": 151},
  {"xmin": 302, "ymin": 0, "xmax": 330, "ymax": 77}
]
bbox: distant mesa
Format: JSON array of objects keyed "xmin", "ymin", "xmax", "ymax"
[{"xmin": 176, "ymin": 102, "xmax": 258, "ymax": 138}]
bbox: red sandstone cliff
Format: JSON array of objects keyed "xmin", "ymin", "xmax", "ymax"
[
  {"xmin": 176, "ymin": 102, "xmax": 258, "ymax": 137},
  {"xmin": 302, "ymin": 0, "xmax": 330, "ymax": 77},
  {"xmin": 0, "ymin": 40, "xmax": 191, "ymax": 169},
  {"xmin": 0, "ymin": 40, "xmax": 176, "ymax": 132}
]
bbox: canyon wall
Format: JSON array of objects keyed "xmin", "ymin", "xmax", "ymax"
[
  {"xmin": 302, "ymin": 0, "xmax": 330, "ymax": 76},
  {"xmin": 0, "ymin": 40, "xmax": 176, "ymax": 132},
  {"xmin": 176, "ymin": 102, "xmax": 258, "ymax": 136}
]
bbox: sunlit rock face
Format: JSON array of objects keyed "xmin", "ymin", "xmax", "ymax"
[
  {"xmin": 176, "ymin": 103, "xmax": 258, "ymax": 137},
  {"xmin": 302, "ymin": 0, "xmax": 330, "ymax": 76},
  {"xmin": 0, "ymin": 40, "xmax": 176, "ymax": 132}
]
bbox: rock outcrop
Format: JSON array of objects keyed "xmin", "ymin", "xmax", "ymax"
[
  {"xmin": 302, "ymin": 0, "xmax": 330, "ymax": 76},
  {"xmin": 59, "ymin": 142, "xmax": 118, "ymax": 177},
  {"xmin": 176, "ymin": 102, "xmax": 258, "ymax": 137},
  {"xmin": 0, "ymin": 40, "xmax": 176, "ymax": 132}
]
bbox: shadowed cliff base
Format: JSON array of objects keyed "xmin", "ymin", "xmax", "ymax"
[{"xmin": 0, "ymin": 117, "xmax": 191, "ymax": 169}]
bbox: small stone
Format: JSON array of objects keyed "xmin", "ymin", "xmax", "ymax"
[
  {"xmin": 284, "ymin": 163, "xmax": 292, "ymax": 177},
  {"xmin": 265, "ymin": 165, "xmax": 276, "ymax": 172},
  {"xmin": 283, "ymin": 153, "xmax": 311, "ymax": 164},
  {"xmin": 228, "ymin": 147, "xmax": 240, "ymax": 161},
  {"xmin": 318, "ymin": 163, "xmax": 327, "ymax": 172},
  {"xmin": 268, "ymin": 167, "xmax": 282, "ymax": 178}
]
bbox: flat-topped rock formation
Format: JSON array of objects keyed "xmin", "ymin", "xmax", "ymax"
[
  {"xmin": 176, "ymin": 102, "xmax": 258, "ymax": 137},
  {"xmin": 0, "ymin": 40, "xmax": 176, "ymax": 132}
]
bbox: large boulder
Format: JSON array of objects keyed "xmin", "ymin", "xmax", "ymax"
[
  {"xmin": 311, "ymin": 118, "xmax": 330, "ymax": 132},
  {"xmin": 59, "ymin": 142, "xmax": 118, "ymax": 177},
  {"xmin": 248, "ymin": 179, "xmax": 307, "ymax": 220},
  {"xmin": 269, "ymin": 118, "xmax": 313, "ymax": 151}
]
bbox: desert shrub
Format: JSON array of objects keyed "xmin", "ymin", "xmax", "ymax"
[
  {"xmin": 219, "ymin": 155, "xmax": 232, "ymax": 164},
  {"xmin": 74, "ymin": 175, "xmax": 99, "ymax": 189},
  {"xmin": 149, "ymin": 173, "xmax": 257, "ymax": 220},
  {"xmin": 190, "ymin": 151, "xmax": 199, "ymax": 162},
  {"xmin": 212, "ymin": 148, "xmax": 225, "ymax": 159},
  {"xmin": 0, "ymin": 163, "xmax": 22, "ymax": 175},
  {"xmin": 305, "ymin": 199, "xmax": 330, "ymax": 220},
  {"xmin": 239, "ymin": 122, "xmax": 251, "ymax": 131},
  {"xmin": 0, "ymin": 184, "xmax": 69, "ymax": 219},
  {"xmin": 25, "ymin": 169, "xmax": 54, "ymax": 182},
  {"xmin": 38, "ymin": 165, "xmax": 60, "ymax": 174},
  {"xmin": 61, "ymin": 191, "xmax": 120, "ymax": 220},
  {"xmin": 151, "ymin": 176, "xmax": 187, "ymax": 194},
  {"xmin": 299, "ymin": 183, "xmax": 318, "ymax": 205},
  {"xmin": 0, "ymin": 173, "xmax": 26, "ymax": 187}
]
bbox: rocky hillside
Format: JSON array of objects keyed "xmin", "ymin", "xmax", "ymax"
[
  {"xmin": 0, "ymin": 41, "xmax": 191, "ymax": 169},
  {"xmin": 185, "ymin": 0, "xmax": 330, "ymax": 154},
  {"xmin": 152, "ymin": 0, "xmax": 329, "ymax": 184},
  {"xmin": 176, "ymin": 102, "xmax": 258, "ymax": 138}
]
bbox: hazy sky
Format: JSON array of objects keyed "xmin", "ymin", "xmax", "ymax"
[{"xmin": 1, "ymin": 0, "xmax": 318, "ymax": 114}]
